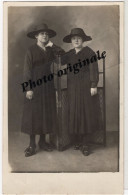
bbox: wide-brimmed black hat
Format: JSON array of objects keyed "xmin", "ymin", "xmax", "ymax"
[
  {"xmin": 27, "ymin": 23, "xmax": 56, "ymax": 39},
  {"xmin": 63, "ymin": 28, "xmax": 92, "ymax": 43}
]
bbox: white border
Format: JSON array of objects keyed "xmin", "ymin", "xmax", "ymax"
[
  {"xmin": 0, "ymin": 1, "xmax": 3, "ymax": 195},
  {"xmin": 124, "ymin": 0, "xmax": 128, "ymax": 192},
  {"xmin": 0, "ymin": 0, "xmax": 126, "ymax": 194}
]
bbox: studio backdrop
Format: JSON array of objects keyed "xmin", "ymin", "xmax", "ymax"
[{"xmin": 8, "ymin": 6, "xmax": 119, "ymax": 140}]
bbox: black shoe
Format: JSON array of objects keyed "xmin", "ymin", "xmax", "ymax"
[
  {"xmin": 81, "ymin": 145, "xmax": 90, "ymax": 156},
  {"xmin": 74, "ymin": 144, "xmax": 80, "ymax": 150},
  {"xmin": 74, "ymin": 143, "xmax": 82, "ymax": 150},
  {"xmin": 38, "ymin": 142, "xmax": 53, "ymax": 152},
  {"xmin": 24, "ymin": 146, "xmax": 36, "ymax": 157}
]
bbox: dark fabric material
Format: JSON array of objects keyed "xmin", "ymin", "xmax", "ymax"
[
  {"xmin": 21, "ymin": 44, "xmax": 63, "ymax": 135},
  {"xmin": 62, "ymin": 46, "xmax": 100, "ymax": 135},
  {"xmin": 39, "ymin": 134, "xmax": 45, "ymax": 143},
  {"xmin": 29, "ymin": 135, "xmax": 36, "ymax": 147},
  {"xmin": 73, "ymin": 135, "xmax": 82, "ymax": 143},
  {"xmin": 82, "ymin": 134, "xmax": 91, "ymax": 144}
]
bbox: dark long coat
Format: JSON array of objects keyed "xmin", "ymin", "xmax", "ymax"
[
  {"xmin": 21, "ymin": 44, "xmax": 64, "ymax": 135},
  {"xmin": 62, "ymin": 46, "xmax": 100, "ymax": 134}
]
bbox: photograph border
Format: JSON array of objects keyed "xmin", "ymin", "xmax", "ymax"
[{"xmin": 3, "ymin": 1, "xmax": 124, "ymax": 194}]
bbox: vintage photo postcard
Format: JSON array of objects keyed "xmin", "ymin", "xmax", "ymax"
[{"xmin": 3, "ymin": 1, "xmax": 124, "ymax": 194}]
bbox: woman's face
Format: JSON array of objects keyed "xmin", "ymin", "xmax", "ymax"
[
  {"xmin": 35, "ymin": 31, "xmax": 49, "ymax": 44},
  {"xmin": 71, "ymin": 36, "xmax": 83, "ymax": 48}
]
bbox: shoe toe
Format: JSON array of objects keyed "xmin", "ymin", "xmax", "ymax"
[
  {"xmin": 81, "ymin": 145, "xmax": 90, "ymax": 156},
  {"xmin": 24, "ymin": 146, "xmax": 36, "ymax": 157}
]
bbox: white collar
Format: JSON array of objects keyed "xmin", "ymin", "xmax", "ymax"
[
  {"xmin": 45, "ymin": 41, "xmax": 53, "ymax": 47},
  {"xmin": 75, "ymin": 47, "xmax": 83, "ymax": 54},
  {"xmin": 37, "ymin": 41, "xmax": 53, "ymax": 51}
]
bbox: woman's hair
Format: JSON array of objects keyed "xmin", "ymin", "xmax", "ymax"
[
  {"xmin": 35, "ymin": 31, "xmax": 49, "ymax": 38},
  {"xmin": 71, "ymin": 35, "xmax": 84, "ymax": 42}
]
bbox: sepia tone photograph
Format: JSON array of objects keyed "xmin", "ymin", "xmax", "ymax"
[
  {"xmin": 2, "ymin": 1, "xmax": 124, "ymax": 194},
  {"xmin": 7, "ymin": 3, "xmax": 121, "ymax": 173}
]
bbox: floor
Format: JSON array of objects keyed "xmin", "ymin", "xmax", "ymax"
[{"xmin": 8, "ymin": 131, "xmax": 119, "ymax": 172}]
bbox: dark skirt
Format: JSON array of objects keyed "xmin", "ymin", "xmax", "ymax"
[
  {"xmin": 21, "ymin": 78, "xmax": 57, "ymax": 135},
  {"xmin": 67, "ymin": 70, "xmax": 99, "ymax": 135}
]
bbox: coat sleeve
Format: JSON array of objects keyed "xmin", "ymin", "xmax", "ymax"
[
  {"xmin": 61, "ymin": 50, "xmax": 74, "ymax": 65},
  {"xmin": 89, "ymin": 49, "xmax": 99, "ymax": 88},
  {"xmin": 61, "ymin": 52, "xmax": 69, "ymax": 65},
  {"xmin": 23, "ymin": 49, "xmax": 33, "ymax": 91},
  {"xmin": 52, "ymin": 45, "xmax": 65, "ymax": 56},
  {"xmin": 51, "ymin": 44, "xmax": 65, "ymax": 65}
]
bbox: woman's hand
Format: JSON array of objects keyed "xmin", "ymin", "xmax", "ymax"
[
  {"xmin": 90, "ymin": 88, "xmax": 97, "ymax": 96},
  {"xmin": 26, "ymin": 91, "xmax": 33, "ymax": 100}
]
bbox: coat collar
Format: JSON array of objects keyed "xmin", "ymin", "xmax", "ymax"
[{"xmin": 37, "ymin": 41, "xmax": 53, "ymax": 51}]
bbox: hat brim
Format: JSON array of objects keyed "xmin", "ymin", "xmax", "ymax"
[
  {"xmin": 27, "ymin": 29, "xmax": 56, "ymax": 39},
  {"xmin": 63, "ymin": 34, "xmax": 92, "ymax": 43}
]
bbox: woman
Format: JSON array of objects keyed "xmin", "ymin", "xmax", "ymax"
[
  {"xmin": 21, "ymin": 23, "xmax": 64, "ymax": 157},
  {"xmin": 62, "ymin": 28, "xmax": 99, "ymax": 156}
]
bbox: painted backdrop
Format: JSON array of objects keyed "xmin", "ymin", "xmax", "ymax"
[{"xmin": 8, "ymin": 6, "xmax": 119, "ymax": 132}]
